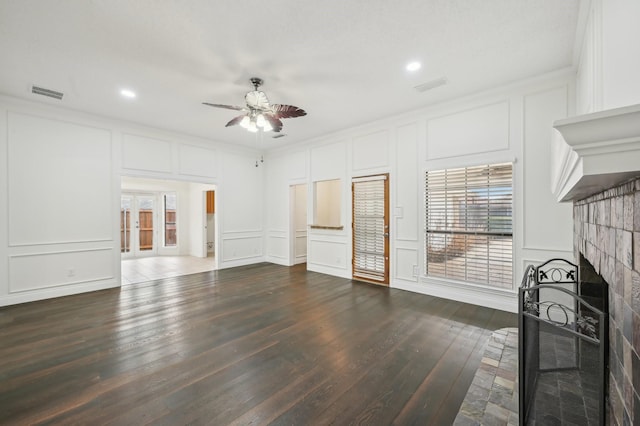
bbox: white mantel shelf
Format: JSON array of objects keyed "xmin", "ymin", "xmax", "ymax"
[{"xmin": 551, "ymin": 103, "xmax": 640, "ymax": 202}]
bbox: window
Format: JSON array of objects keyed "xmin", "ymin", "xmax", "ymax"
[
  {"xmin": 425, "ymin": 163, "xmax": 513, "ymax": 289},
  {"xmin": 164, "ymin": 193, "xmax": 177, "ymax": 247}
]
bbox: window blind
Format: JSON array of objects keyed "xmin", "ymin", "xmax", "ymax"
[
  {"xmin": 353, "ymin": 178, "xmax": 386, "ymax": 282},
  {"xmin": 425, "ymin": 163, "xmax": 513, "ymax": 289}
]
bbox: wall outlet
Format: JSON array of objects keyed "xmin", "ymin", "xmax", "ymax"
[
  {"xmin": 412, "ymin": 265, "xmax": 418, "ymax": 277},
  {"xmin": 67, "ymin": 268, "xmax": 76, "ymax": 277}
]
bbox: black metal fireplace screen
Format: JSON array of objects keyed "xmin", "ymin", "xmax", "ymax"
[{"xmin": 519, "ymin": 258, "xmax": 607, "ymax": 425}]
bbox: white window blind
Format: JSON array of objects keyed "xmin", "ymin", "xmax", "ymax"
[
  {"xmin": 425, "ymin": 163, "xmax": 513, "ymax": 289},
  {"xmin": 353, "ymin": 178, "xmax": 386, "ymax": 282}
]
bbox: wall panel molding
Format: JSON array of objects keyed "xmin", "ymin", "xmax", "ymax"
[
  {"xmin": 395, "ymin": 122, "xmax": 419, "ymax": 242},
  {"xmin": 178, "ymin": 144, "xmax": 218, "ymax": 178},
  {"xmin": 521, "ymin": 86, "xmax": 572, "ymax": 252},
  {"xmin": 122, "ymin": 133, "xmax": 172, "ymax": 173},
  {"xmin": 395, "ymin": 247, "xmax": 418, "ymax": 282},
  {"xmin": 426, "ymin": 101, "xmax": 510, "ymax": 160},
  {"xmin": 308, "ymin": 239, "xmax": 347, "ymax": 269},
  {"xmin": 9, "ymin": 248, "xmax": 114, "ymax": 293},
  {"xmin": 8, "ymin": 112, "xmax": 113, "ymax": 246},
  {"xmin": 352, "ymin": 130, "xmax": 390, "ymax": 171},
  {"xmin": 221, "ymin": 236, "xmax": 263, "ymax": 262}
]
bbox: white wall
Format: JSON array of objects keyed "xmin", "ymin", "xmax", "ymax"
[
  {"xmin": 219, "ymin": 153, "xmax": 264, "ymax": 265},
  {"xmin": 0, "ymin": 68, "xmax": 578, "ymax": 311},
  {"xmin": 265, "ymin": 150, "xmax": 307, "ymax": 266},
  {"xmin": 575, "ymin": 0, "xmax": 640, "ymax": 114},
  {"xmin": 0, "ymin": 95, "xmax": 264, "ymax": 306},
  {"xmin": 265, "ymin": 71, "xmax": 576, "ymax": 312}
]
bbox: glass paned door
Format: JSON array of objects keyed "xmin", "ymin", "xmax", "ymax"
[
  {"xmin": 136, "ymin": 195, "xmax": 155, "ymax": 256},
  {"xmin": 121, "ymin": 193, "xmax": 157, "ymax": 258},
  {"xmin": 121, "ymin": 195, "xmax": 132, "ymax": 256}
]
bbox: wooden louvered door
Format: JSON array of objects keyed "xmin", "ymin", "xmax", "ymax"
[{"xmin": 352, "ymin": 174, "xmax": 389, "ymax": 285}]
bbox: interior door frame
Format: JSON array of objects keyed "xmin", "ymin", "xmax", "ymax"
[
  {"xmin": 351, "ymin": 173, "xmax": 390, "ymax": 285},
  {"xmin": 289, "ymin": 183, "xmax": 308, "ymax": 266},
  {"xmin": 199, "ymin": 186, "xmax": 218, "ymax": 269}
]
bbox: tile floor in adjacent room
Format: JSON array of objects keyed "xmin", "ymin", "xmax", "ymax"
[{"xmin": 121, "ymin": 255, "xmax": 216, "ymax": 284}]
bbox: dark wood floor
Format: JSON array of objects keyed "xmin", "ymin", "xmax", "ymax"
[{"xmin": 0, "ymin": 263, "xmax": 516, "ymax": 425}]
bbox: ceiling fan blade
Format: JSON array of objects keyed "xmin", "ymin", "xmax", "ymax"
[
  {"xmin": 225, "ymin": 114, "xmax": 247, "ymax": 127},
  {"xmin": 263, "ymin": 114, "xmax": 284, "ymax": 132},
  {"xmin": 270, "ymin": 104, "xmax": 307, "ymax": 119},
  {"xmin": 202, "ymin": 102, "xmax": 246, "ymax": 111}
]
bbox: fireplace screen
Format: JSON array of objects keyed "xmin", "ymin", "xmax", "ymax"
[{"xmin": 519, "ymin": 258, "xmax": 606, "ymax": 425}]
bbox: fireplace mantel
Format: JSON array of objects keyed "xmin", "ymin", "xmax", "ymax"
[{"xmin": 551, "ymin": 103, "xmax": 640, "ymax": 202}]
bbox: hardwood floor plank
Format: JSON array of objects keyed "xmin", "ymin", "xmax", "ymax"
[{"xmin": 0, "ymin": 263, "xmax": 516, "ymax": 425}]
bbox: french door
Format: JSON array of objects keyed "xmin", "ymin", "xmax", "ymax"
[
  {"xmin": 352, "ymin": 174, "xmax": 389, "ymax": 285},
  {"xmin": 121, "ymin": 193, "xmax": 157, "ymax": 258}
]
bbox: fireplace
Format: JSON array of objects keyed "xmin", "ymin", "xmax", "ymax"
[
  {"xmin": 519, "ymin": 258, "xmax": 608, "ymax": 425},
  {"xmin": 573, "ymin": 181, "xmax": 640, "ymax": 425},
  {"xmin": 552, "ymin": 104, "xmax": 640, "ymax": 425}
]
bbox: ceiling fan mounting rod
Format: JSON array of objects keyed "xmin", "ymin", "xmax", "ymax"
[{"xmin": 250, "ymin": 77, "xmax": 263, "ymax": 90}]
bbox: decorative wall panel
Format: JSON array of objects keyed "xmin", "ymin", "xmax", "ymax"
[{"xmin": 8, "ymin": 113, "xmax": 112, "ymax": 245}]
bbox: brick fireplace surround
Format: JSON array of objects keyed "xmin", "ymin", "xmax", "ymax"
[{"xmin": 574, "ymin": 177, "xmax": 640, "ymax": 425}]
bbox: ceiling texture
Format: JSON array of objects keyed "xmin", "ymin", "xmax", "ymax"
[{"xmin": 0, "ymin": 0, "xmax": 581, "ymax": 150}]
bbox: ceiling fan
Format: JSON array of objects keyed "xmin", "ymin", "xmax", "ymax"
[{"xmin": 203, "ymin": 77, "xmax": 307, "ymax": 133}]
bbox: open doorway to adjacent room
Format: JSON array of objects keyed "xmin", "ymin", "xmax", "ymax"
[
  {"xmin": 289, "ymin": 183, "xmax": 307, "ymax": 265},
  {"xmin": 120, "ymin": 176, "xmax": 218, "ymax": 284}
]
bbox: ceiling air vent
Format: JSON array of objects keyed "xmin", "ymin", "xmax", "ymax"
[
  {"xmin": 31, "ymin": 85, "xmax": 64, "ymax": 100},
  {"xmin": 414, "ymin": 77, "xmax": 447, "ymax": 93},
  {"xmin": 272, "ymin": 134, "xmax": 286, "ymax": 139}
]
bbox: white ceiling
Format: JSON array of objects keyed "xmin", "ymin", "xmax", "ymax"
[{"xmin": 0, "ymin": 0, "xmax": 581, "ymax": 150}]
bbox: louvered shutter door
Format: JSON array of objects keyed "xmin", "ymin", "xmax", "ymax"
[
  {"xmin": 425, "ymin": 163, "xmax": 513, "ymax": 289},
  {"xmin": 353, "ymin": 176, "xmax": 387, "ymax": 282}
]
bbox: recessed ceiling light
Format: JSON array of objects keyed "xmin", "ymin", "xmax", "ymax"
[
  {"xmin": 120, "ymin": 89, "xmax": 136, "ymax": 99},
  {"xmin": 406, "ymin": 61, "xmax": 422, "ymax": 72}
]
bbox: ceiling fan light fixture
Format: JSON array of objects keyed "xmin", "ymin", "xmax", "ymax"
[
  {"xmin": 262, "ymin": 121, "xmax": 273, "ymax": 132},
  {"xmin": 256, "ymin": 113, "xmax": 266, "ymax": 128},
  {"xmin": 239, "ymin": 116, "xmax": 250, "ymax": 128},
  {"xmin": 247, "ymin": 120, "xmax": 258, "ymax": 132}
]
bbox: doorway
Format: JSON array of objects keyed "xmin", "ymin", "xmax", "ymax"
[
  {"xmin": 205, "ymin": 190, "xmax": 215, "ymax": 258},
  {"xmin": 120, "ymin": 177, "xmax": 219, "ymax": 284},
  {"xmin": 121, "ymin": 193, "xmax": 157, "ymax": 258},
  {"xmin": 290, "ymin": 184, "xmax": 307, "ymax": 265},
  {"xmin": 352, "ymin": 174, "xmax": 389, "ymax": 285}
]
